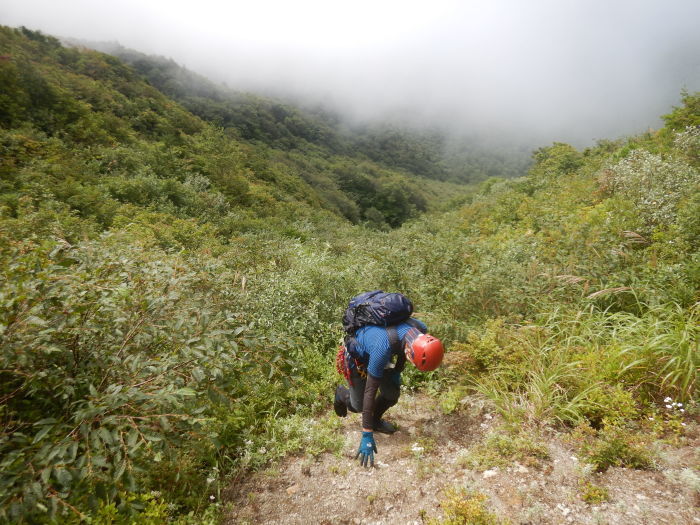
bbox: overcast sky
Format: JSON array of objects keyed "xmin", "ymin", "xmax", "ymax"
[{"xmin": 2, "ymin": 0, "xmax": 699, "ymax": 145}]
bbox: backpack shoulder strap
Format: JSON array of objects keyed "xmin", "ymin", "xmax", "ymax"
[
  {"xmin": 387, "ymin": 325, "xmax": 407, "ymax": 372},
  {"xmin": 387, "ymin": 319, "xmax": 425, "ymax": 353},
  {"xmin": 386, "ymin": 326, "xmax": 401, "ymax": 354}
]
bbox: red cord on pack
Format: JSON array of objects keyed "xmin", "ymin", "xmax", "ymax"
[{"xmin": 335, "ymin": 345, "xmax": 352, "ymax": 385}]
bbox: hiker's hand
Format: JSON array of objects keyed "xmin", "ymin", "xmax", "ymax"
[{"xmin": 355, "ymin": 431, "xmax": 377, "ymax": 468}]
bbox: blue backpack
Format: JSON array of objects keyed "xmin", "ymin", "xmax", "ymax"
[
  {"xmin": 342, "ymin": 290, "xmax": 413, "ymax": 335},
  {"xmin": 342, "ymin": 291, "xmax": 415, "ymax": 361}
]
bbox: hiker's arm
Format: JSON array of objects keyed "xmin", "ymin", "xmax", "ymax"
[{"xmin": 361, "ymin": 374, "xmax": 381, "ymax": 431}]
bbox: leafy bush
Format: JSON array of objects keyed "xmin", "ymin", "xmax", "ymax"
[
  {"xmin": 676, "ymin": 187, "xmax": 700, "ymax": 247},
  {"xmin": 674, "ymin": 125, "xmax": 700, "ymax": 165},
  {"xmin": 600, "ymin": 149, "xmax": 698, "ymax": 234},
  {"xmin": 579, "ymin": 481, "xmax": 610, "ymax": 504},
  {"xmin": 0, "ymin": 237, "xmax": 296, "ymax": 521},
  {"xmin": 576, "ymin": 384, "xmax": 638, "ymax": 429},
  {"xmin": 586, "ymin": 433, "xmax": 655, "ymax": 473},
  {"xmin": 572, "ymin": 425, "xmax": 655, "ymax": 473},
  {"xmin": 426, "ymin": 487, "xmax": 502, "ymax": 525},
  {"xmin": 662, "ymin": 90, "xmax": 700, "ymax": 131},
  {"xmin": 438, "ymin": 386, "xmax": 470, "ymax": 414},
  {"xmin": 454, "ymin": 319, "xmax": 545, "ymax": 374}
]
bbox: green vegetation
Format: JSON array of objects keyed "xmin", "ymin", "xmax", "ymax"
[
  {"xmin": 426, "ymin": 488, "xmax": 503, "ymax": 525},
  {"xmin": 579, "ymin": 481, "xmax": 610, "ymax": 504},
  {"xmin": 458, "ymin": 431, "xmax": 550, "ymax": 470},
  {"xmin": 1, "ymin": 25, "xmax": 698, "ymax": 523},
  {"xmin": 0, "ymin": 26, "xmax": 469, "ymax": 234},
  {"xmin": 571, "ymin": 425, "xmax": 656, "ymax": 473},
  {"xmin": 96, "ymin": 42, "xmax": 531, "ymax": 183}
]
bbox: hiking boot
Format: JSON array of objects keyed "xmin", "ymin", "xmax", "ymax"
[
  {"xmin": 334, "ymin": 385, "xmax": 348, "ymax": 417},
  {"xmin": 373, "ymin": 419, "xmax": 397, "ymax": 434}
]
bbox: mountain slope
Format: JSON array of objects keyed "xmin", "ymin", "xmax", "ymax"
[
  {"xmin": 225, "ymin": 392, "xmax": 700, "ymax": 525},
  {"xmin": 75, "ymin": 40, "xmax": 531, "ymax": 184},
  {"xmin": 1, "ymin": 26, "xmax": 470, "ymax": 234},
  {"xmin": 1, "ymin": 24, "xmax": 698, "ymax": 525}
]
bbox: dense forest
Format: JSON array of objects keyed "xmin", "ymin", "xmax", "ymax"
[
  {"xmin": 76, "ymin": 40, "xmax": 532, "ymax": 183},
  {"xmin": 1, "ymin": 26, "xmax": 698, "ymax": 523}
]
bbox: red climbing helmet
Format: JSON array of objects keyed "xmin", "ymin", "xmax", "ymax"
[{"xmin": 405, "ymin": 333, "xmax": 444, "ymax": 371}]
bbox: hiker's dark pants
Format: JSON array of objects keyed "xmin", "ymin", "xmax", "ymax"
[{"xmin": 345, "ymin": 367, "xmax": 400, "ymax": 423}]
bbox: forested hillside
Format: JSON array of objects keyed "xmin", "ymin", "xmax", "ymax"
[
  {"xmin": 76, "ymin": 41, "xmax": 531, "ymax": 183},
  {"xmin": 2, "ymin": 26, "xmax": 474, "ymax": 233},
  {"xmin": 1, "ymin": 25, "xmax": 698, "ymax": 524}
]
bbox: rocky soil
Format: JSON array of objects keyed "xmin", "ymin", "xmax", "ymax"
[{"xmin": 224, "ymin": 393, "xmax": 700, "ymax": 524}]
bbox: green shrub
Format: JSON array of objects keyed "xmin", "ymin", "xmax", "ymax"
[
  {"xmin": 57, "ymin": 491, "xmax": 221, "ymax": 525},
  {"xmin": 236, "ymin": 414, "xmax": 344, "ymax": 470},
  {"xmin": 0, "ymin": 238, "xmax": 296, "ymax": 521},
  {"xmin": 676, "ymin": 188, "xmax": 700, "ymax": 248},
  {"xmin": 427, "ymin": 488, "xmax": 502, "ymax": 525},
  {"xmin": 600, "ymin": 149, "xmax": 698, "ymax": 234},
  {"xmin": 456, "ymin": 319, "xmax": 548, "ymax": 375},
  {"xmin": 439, "ymin": 386, "xmax": 469, "ymax": 415},
  {"xmin": 575, "ymin": 426, "xmax": 655, "ymax": 473},
  {"xmin": 578, "ymin": 384, "xmax": 639, "ymax": 429},
  {"xmin": 579, "ymin": 481, "xmax": 610, "ymax": 504},
  {"xmin": 459, "ymin": 431, "xmax": 550, "ymax": 470}
]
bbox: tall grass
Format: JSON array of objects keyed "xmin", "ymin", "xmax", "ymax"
[
  {"xmin": 469, "ymin": 301, "xmax": 698, "ymax": 427},
  {"xmin": 472, "ymin": 349, "xmax": 602, "ymax": 426},
  {"xmin": 616, "ymin": 303, "xmax": 698, "ymax": 401}
]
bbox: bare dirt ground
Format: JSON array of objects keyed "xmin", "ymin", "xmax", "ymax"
[{"xmin": 224, "ymin": 393, "xmax": 700, "ymax": 524}]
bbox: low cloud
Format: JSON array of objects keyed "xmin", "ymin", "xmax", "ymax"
[{"xmin": 2, "ymin": 0, "xmax": 699, "ymax": 146}]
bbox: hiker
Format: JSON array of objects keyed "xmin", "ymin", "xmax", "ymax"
[{"xmin": 334, "ymin": 291, "xmax": 444, "ymax": 467}]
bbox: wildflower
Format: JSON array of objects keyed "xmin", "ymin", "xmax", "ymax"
[
  {"xmin": 664, "ymin": 397, "xmax": 672, "ymax": 403},
  {"xmin": 665, "ymin": 404, "xmax": 673, "ymax": 409},
  {"xmin": 411, "ymin": 443, "xmax": 424, "ymax": 454},
  {"xmin": 210, "ymin": 495, "xmax": 216, "ymax": 501},
  {"xmin": 206, "ymin": 477, "xmax": 215, "ymax": 484},
  {"xmin": 245, "ymin": 439, "xmax": 253, "ymax": 446},
  {"xmin": 258, "ymin": 447, "xmax": 267, "ymax": 455}
]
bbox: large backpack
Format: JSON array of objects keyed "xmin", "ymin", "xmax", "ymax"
[
  {"xmin": 342, "ymin": 290, "xmax": 413, "ymax": 335},
  {"xmin": 341, "ymin": 290, "xmax": 416, "ymax": 363}
]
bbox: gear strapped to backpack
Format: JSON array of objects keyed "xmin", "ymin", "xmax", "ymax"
[{"xmin": 339, "ymin": 291, "xmax": 424, "ymax": 378}]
